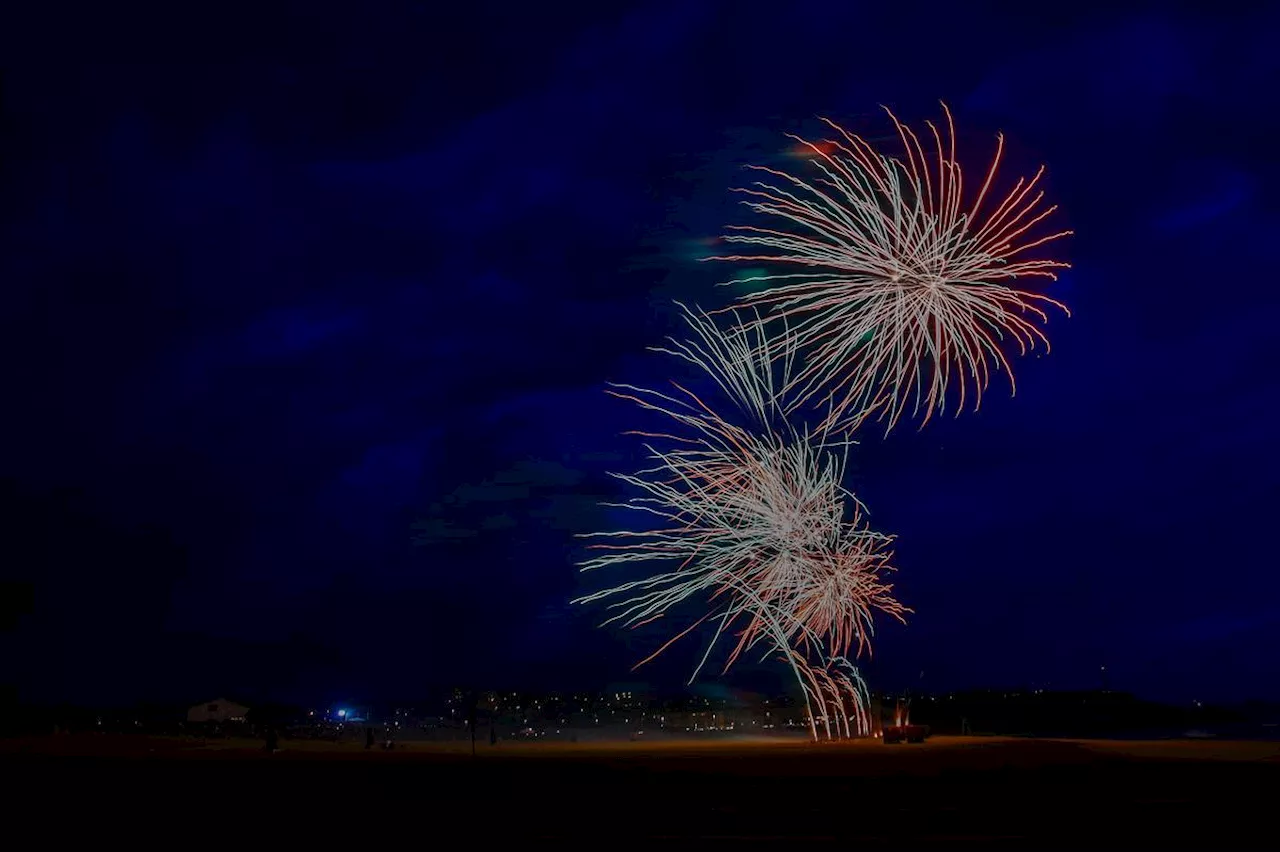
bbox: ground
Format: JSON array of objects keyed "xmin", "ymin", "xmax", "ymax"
[{"xmin": 8, "ymin": 735, "xmax": 1278, "ymax": 843}]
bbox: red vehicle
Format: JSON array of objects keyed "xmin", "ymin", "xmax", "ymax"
[
  {"xmin": 882, "ymin": 723, "xmax": 929, "ymax": 744},
  {"xmin": 882, "ymin": 697, "xmax": 928, "ymax": 743}
]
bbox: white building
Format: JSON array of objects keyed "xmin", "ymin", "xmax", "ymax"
[{"xmin": 187, "ymin": 697, "xmax": 250, "ymax": 723}]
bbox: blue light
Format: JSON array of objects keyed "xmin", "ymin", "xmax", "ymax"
[{"xmin": 338, "ymin": 709, "xmax": 347, "ymax": 718}]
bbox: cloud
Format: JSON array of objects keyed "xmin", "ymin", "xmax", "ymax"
[
  {"xmin": 1169, "ymin": 608, "xmax": 1280, "ymax": 645},
  {"xmin": 966, "ymin": 13, "xmax": 1205, "ymax": 128},
  {"xmin": 334, "ymin": 437, "xmax": 435, "ymax": 504},
  {"xmin": 446, "ymin": 458, "xmax": 585, "ymax": 506},
  {"xmin": 529, "ymin": 493, "xmax": 607, "ymax": 532},
  {"xmin": 480, "ymin": 513, "xmax": 519, "ymax": 531},
  {"xmin": 237, "ymin": 307, "xmax": 364, "ymax": 361},
  {"xmin": 411, "ymin": 516, "xmax": 477, "ymax": 543},
  {"xmin": 413, "ymin": 457, "xmax": 597, "ymax": 545},
  {"xmin": 1150, "ymin": 165, "xmax": 1254, "ymax": 233}
]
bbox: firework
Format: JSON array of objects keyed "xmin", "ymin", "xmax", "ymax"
[
  {"xmin": 704, "ymin": 103, "xmax": 1072, "ymax": 434},
  {"xmin": 787, "ymin": 651, "xmax": 875, "ymax": 739},
  {"xmin": 575, "ymin": 305, "xmax": 905, "ymax": 737}
]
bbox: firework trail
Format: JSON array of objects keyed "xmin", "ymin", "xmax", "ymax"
[
  {"xmin": 704, "ymin": 103, "xmax": 1072, "ymax": 434},
  {"xmin": 789, "ymin": 651, "xmax": 875, "ymax": 739},
  {"xmin": 575, "ymin": 304, "xmax": 905, "ymax": 737}
]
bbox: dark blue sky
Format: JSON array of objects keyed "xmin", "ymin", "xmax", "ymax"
[{"xmin": 2, "ymin": 0, "xmax": 1277, "ymax": 707}]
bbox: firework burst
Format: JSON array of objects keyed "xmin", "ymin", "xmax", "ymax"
[
  {"xmin": 704, "ymin": 103, "xmax": 1072, "ymax": 434},
  {"xmin": 575, "ymin": 305, "xmax": 906, "ymax": 737}
]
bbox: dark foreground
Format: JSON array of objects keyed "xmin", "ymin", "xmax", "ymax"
[{"xmin": 6, "ymin": 735, "xmax": 1278, "ymax": 844}]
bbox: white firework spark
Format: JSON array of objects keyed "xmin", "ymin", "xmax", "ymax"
[
  {"xmin": 704, "ymin": 103, "xmax": 1072, "ymax": 434},
  {"xmin": 575, "ymin": 304, "xmax": 905, "ymax": 737}
]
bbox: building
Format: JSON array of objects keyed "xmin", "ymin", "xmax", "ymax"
[{"xmin": 187, "ymin": 698, "xmax": 250, "ymax": 724}]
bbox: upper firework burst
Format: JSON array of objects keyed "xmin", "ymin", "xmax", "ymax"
[{"xmin": 704, "ymin": 103, "xmax": 1072, "ymax": 434}]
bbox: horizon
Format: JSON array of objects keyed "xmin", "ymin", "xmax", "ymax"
[{"xmin": 10, "ymin": 684, "xmax": 1278, "ymax": 715}]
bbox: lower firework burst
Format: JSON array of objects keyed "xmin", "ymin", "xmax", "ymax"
[{"xmin": 575, "ymin": 304, "xmax": 907, "ymax": 738}]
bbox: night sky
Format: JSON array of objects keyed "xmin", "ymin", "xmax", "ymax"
[{"xmin": 3, "ymin": 0, "xmax": 1277, "ymax": 708}]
